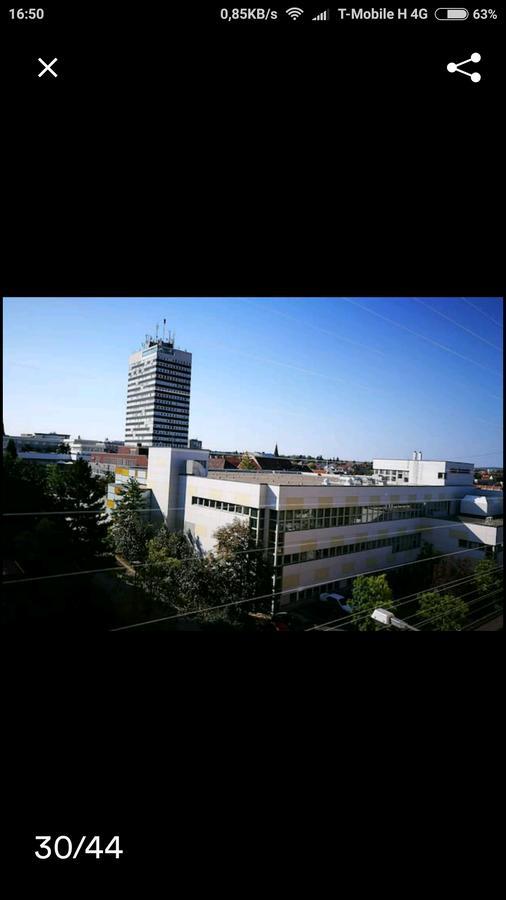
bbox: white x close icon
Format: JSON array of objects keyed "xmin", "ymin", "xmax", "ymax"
[{"xmin": 38, "ymin": 57, "xmax": 58, "ymax": 78}]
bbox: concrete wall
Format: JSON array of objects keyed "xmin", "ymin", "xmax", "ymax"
[
  {"xmin": 280, "ymin": 543, "xmax": 421, "ymax": 600},
  {"xmin": 184, "ymin": 476, "xmax": 265, "ymax": 550},
  {"xmin": 147, "ymin": 448, "xmax": 209, "ymax": 530},
  {"xmin": 276, "ymin": 483, "xmax": 472, "ymax": 510}
]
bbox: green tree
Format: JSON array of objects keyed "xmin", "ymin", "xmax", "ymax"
[
  {"xmin": 56, "ymin": 442, "xmax": 71, "ymax": 454},
  {"xmin": 212, "ymin": 519, "xmax": 273, "ymax": 615},
  {"xmin": 5, "ymin": 438, "xmax": 18, "ymax": 458},
  {"xmin": 137, "ymin": 547, "xmax": 183, "ymax": 608},
  {"xmin": 47, "ymin": 458, "xmax": 108, "ymax": 553},
  {"xmin": 2, "ymin": 456, "xmax": 90, "ymax": 584},
  {"xmin": 417, "ymin": 591, "xmax": 469, "ymax": 631},
  {"xmin": 107, "ymin": 477, "xmax": 152, "ymax": 563},
  {"xmin": 474, "ymin": 559, "xmax": 503, "ymax": 598},
  {"xmin": 135, "ymin": 527, "xmax": 195, "ymax": 607},
  {"xmin": 151, "ymin": 526, "xmax": 194, "ymax": 560},
  {"xmin": 351, "ymin": 574, "xmax": 395, "ymax": 631},
  {"xmin": 13, "ymin": 516, "xmax": 78, "ymax": 574},
  {"xmin": 98, "ymin": 471, "xmax": 116, "ymax": 493},
  {"xmin": 238, "ymin": 453, "xmax": 257, "ymax": 470},
  {"xmin": 175, "ymin": 557, "xmax": 227, "ymax": 617}
]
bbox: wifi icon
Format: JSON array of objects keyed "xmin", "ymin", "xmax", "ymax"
[{"xmin": 285, "ymin": 7, "xmax": 304, "ymax": 19}]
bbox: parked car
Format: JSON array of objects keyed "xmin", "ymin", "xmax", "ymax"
[
  {"xmin": 319, "ymin": 593, "xmax": 353, "ymax": 614},
  {"xmin": 273, "ymin": 611, "xmax": 310, "ymax": 631}
]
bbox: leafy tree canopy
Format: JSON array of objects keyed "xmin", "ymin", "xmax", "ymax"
[
  {"xmin": 108, "ymin": 477, "xmax": 152, "ymax": 563},
  {"xmin": 417, "ymin": 591, "xmax": 469, "ymax": 631},
  {"xmin": 474, "ymin": 559, "xmax": 503, "ymax": 597},
  {"xmin": 351, "ymin": 574, "xmax": 395, "ymax": 631},
  {"xmin": 47, "ymin": 458, "xmax": 108, "ymax": 551},
  {"xmin": 238, "ymin": 453, "xmax": 257, "ymax": 470}
]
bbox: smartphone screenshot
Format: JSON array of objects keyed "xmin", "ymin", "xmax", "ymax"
[{"xmin": 2, "ymin": 1, "xmax": 503, "ymax": 875}]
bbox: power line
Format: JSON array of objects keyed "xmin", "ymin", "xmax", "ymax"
[
  {"xmin": 414, "ymin": 588, "xmax": 503, "ymax": 630},
  {"xmin": 415, "ymin": 299, "xmax": 503, "ymax": 351},
  {"xmin": 244, "ymin": 299, "xmax": 388, "ymax": 357},
  {"xmin": 307, "ymin": 565, "xmax": 503, "ymax": 630},
  {"xmin": 462, "ymin": 603, "xmax": 504, "ymax": 630},
  {"xmin": 2, "ymin": 564, "xmax": 127, "ymax": 584},
  {"xmin": 4, "ymin": 518, "xmax": 493, "ymax": 585},
  {"xmin": 245, "ymin": 298, "xmax": 502, "ymax": 415},
  {"xmin": 462, "ymin": 299, "xmax": 503, "ymax": 329},
  {"xmin": 342, "ymin": 298, "xmax": 502, "ymax": 375},
  {"xmin": 6, "ymin": 488, "xmax": 502, "ymax": 518},
  {"xmin": 306, "ymin": 566, "xmax": 503, "ymax": 631},
  {"xmin": 212, "ymin": 341, "xmax": 389, "ymax": 397},
  {"xmin": 312, "ymin": 579, "xmax": 503, "ymax": 633},
  {"xmin": 108, "ymin": 547, "xmax": 501, "ymax": 632}
]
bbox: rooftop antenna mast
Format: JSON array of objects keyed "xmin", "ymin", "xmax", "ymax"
[
  {"xmin": 155, "ymin": 322, "xmax": 159, "ymax": 341},
  {"xmin": 163, "ymin": 318, "xmax": 166, "ymax": 341}
]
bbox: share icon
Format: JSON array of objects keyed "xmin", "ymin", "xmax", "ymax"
[{"xmin": 447, "ymin": 52, "xmax": 481, "ymax": 82}]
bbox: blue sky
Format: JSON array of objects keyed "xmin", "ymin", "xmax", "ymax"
[{"xmin": 2, "ymin": 297, "xmax": 503, "ymax": 465}]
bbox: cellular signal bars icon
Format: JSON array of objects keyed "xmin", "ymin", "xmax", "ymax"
[{"xmin": 312, "ymin": 9, "xmax": 330, "ymax": 19}]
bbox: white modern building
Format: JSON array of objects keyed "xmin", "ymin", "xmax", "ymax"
[
  {"xmin": 70, "ymin": 436, "xmax": 123, "ymax": 461},
  {"xmin": 182, "ymin": 469, "xmax": 502, "ymax": 607},
  {"xmin": 101, "ymin": 448, "xmax": 503, "ymax": 609},
  {"xmin": 3, "ymin": 431, "xmax": 70, "ymax": 452},
  {"xmin": 15, "ymin": 452, "xmax": 72, "ymax": 466},
  {"xmin": 373, "ymin": 451, "xmax": 474, "ymax": 486},
  {"xmin": 125, "ymin": 333, "xmax": 192, "ymax": 448}
]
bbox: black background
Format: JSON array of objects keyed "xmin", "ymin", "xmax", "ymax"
[
  {"xmin": 2, "ymin": 3, "xmax": 502, "ymax": 296},
  {"xmin": 2, "ymin": 2, "xmax": 503, "ymax": 878}
]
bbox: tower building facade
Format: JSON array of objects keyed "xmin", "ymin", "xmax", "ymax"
[{"xmin": 125, "ymin": 333, "xmax": 192, "ymax": 448}]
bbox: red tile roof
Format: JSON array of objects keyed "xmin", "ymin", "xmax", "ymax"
[{"xmin": 208, "ymin": 456, "xmax": 243, "ymax": 470}]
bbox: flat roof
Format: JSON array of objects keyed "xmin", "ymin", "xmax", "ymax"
[
  {"xmin": 457, "ymin": 515, "xmax": 503, "ymax": 528},
  {"xmin": 205, "ymin": 472, "xmax": 468, "ymax": 488},
  {"xmin": 373, "ymin": 458, "xmax": 473, "ymax": 465},
  {"xmin": 207, "ymin": 472, "xmax": 328, "ymax": 485}
]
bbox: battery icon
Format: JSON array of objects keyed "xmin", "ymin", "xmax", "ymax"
[{"xmin": 435, "ymin": 8, "xmax": 469, "ymax": 19}]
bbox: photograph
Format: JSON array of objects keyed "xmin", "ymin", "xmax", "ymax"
[{"xmin": 3, "ymin": 297, "xmax": 503, "ymax": 632}]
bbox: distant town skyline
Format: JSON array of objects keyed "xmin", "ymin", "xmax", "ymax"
[{"xmin": 2, "ymin": 297, "xmax": 503, "ymax": 466}]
